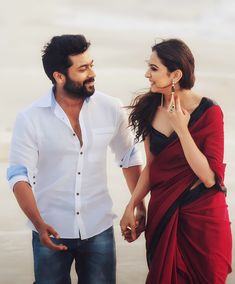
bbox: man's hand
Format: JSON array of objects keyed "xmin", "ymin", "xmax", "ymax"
[
  {"xmin": 120, "ymin": 202, "xmax": 146, "ymax": 243},
  {"xmin": 13, "ymin": 182, "xmax": 68, "ymax": 251},
  {"xmin": 36, "ymin": 222, "xmax": 68, "ymax": 251},
  {"xmin": 125, "ymin": 202, "xmax": 146, "ymax": 242}
]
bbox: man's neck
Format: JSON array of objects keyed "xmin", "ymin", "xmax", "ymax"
[{"xmin": 55, "ymin": 89, "xmax": 85, "ymax": 119}]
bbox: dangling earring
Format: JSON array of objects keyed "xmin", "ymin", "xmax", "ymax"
[
  {"xmin": 169, "ymin": 80, "xmax": 175, "ymax": 113},
  {"xmin": 161, "ymin": 93, "xmax": 164, "ymax": 107},
  {"xmin": 171, "ymin": 80, "xmax": 175, "ymax": 96}
]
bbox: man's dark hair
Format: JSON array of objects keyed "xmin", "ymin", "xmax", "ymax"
[{"xmin": 42, "ymin": 34, "xmax": 90, "ymax": 84}]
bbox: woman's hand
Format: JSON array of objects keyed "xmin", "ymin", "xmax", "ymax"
[
  {"xmin": 120, "ymin": 203, "xmax": 139, "ymax": 242},
  {"xmin": 135, "ymin": 202, "xmax": 146, "ymax": 237},
  {"xmin": 167, "ymin": 95, "xmax": 190, "ymax": 136}
]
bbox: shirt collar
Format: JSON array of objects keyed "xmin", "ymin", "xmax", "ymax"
[
  {"xmin": 33, "ymin": 87, "xmax": 91, "ymax": 108},
  {"xmin": 33, "ymin": 88, "xmax": 55, "ymax": 108}
]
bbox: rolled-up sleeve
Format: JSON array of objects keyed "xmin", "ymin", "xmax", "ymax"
[
  {"xmin": 7, "ymin": 112, "xmax": 38, "ymax": 190},
  {"xmin": 109, "ymin": 100, "xmax": 143, "ymax": 168},
  {"xmin": 7, "ymin": 165, "xmax": 29, "ymax": 190}
]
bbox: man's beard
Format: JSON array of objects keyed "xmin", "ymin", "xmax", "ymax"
[{"xmin": 63, "ymin": 76, "xmax": 95, "ymax": 99}]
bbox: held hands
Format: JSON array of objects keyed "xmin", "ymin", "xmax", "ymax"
[
  {"xmin": 167, "ymin": 95, "xmax": 190, "ymax": 136},
  {"xmin": 36, "ymin": 222, "xmax": 68, "ymax": 251},
  {"xmin": 120, "ymin": 202, "xmax": 146, "ymax": 242}
]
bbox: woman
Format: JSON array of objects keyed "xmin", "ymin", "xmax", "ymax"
[{"xmin": 120, "ymin": 39, "xmax": 232, "ymax": 283}]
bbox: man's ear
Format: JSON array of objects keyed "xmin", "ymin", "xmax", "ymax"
[{"xmin": 53, "ymin": 72, "xmax": 65, "ymax": 85}]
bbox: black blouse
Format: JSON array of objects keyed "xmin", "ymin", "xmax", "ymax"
[{"xmin": 149, "ymin": 97, "xmax": 215, "ymax": 156}]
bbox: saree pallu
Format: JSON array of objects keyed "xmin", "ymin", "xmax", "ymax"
[{"xmin": 146, "ymin": 104, "xmax": 232, "ymax": 284}]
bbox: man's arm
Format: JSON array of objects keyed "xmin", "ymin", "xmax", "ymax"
[
  {"xmin": 122, "ymin": 165, "xmax": 142, "ymax": 194},
  {"xmin": 13, "ymin": 181, "xmax": 67, "ymax": 251},
  {"xmin": 8, "ymin": 112, "xmax": 66, "ymax": 251},
  {"xmin": 109, "ymin": 99, "xmax": 145, "ymax": 241},
  {"xmin": 122, "ymin": 165, "xmax": 146, "ymax": 242},
  {"xmin": 120, "ymin": 137, "xmax": 154, "ymax": 241}
]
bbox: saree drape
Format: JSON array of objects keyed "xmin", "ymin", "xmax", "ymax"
[{"xmin": 146, "ymin": 104, "xmax": 232, "ymax": 284}]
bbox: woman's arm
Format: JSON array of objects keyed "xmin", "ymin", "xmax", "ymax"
[
  {"xmin": 169, "ymin": 96, "xmax": 215, "ymax": 188},
  {"xmin": 120, "ymin": 137, "xmax": 154, "ymax": 240},
  {"xmin": 177, "ymin": 130, "xmax": 215, "ymax": 187}
]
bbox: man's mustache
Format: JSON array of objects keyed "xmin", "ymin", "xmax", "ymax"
[{"xmin": 84, "ymin": 78, "xmax": 95, "ymax": 84}]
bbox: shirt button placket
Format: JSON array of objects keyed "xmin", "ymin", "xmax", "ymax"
[
  {"xmin": 76, "ymin": 145, "xmax": 83, "ymax": 221},
  {"xmin": 76, "ymin": 170, "xmax": 81, "ymax": 214}
]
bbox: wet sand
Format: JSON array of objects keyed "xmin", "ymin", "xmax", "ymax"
[{"xmin": 0, "ymin": 0, "xmax": 234, "ymax": 283}]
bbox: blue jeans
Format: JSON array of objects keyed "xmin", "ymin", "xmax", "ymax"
[{"xmin": 32, "ymin": 227, "xmax": 116, "ymax": 284}]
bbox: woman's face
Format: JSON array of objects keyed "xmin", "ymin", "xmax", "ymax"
[{"xmin": 145, "ymin": 51, "xmax": 174, "ymax": 94}]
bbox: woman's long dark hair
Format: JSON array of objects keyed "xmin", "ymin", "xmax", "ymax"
[
  {"xmin": 129, "ymin": 39, "xmax": 195, "ymax": 142},
  {"xmin": 128, "ymin": 91, "xmax": 162, "ymax": 142}
]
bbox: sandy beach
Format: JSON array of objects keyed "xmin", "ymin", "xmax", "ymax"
[{"xmin": 0, "ymin": 0, "xmax": 234, "ymax": 283}]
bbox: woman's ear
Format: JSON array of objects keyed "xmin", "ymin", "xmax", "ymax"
[{"xmin": 173, "ymin": 69, "xmax": 183, "ymax": 84}]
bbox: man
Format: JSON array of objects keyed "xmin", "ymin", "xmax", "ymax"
[{"xmin": 7, "ymin": 34, "xmax": 145, "ymax": 284}]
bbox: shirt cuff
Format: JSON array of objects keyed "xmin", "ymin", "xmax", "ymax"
[
  {"xmin": 8, "ymin": 175, "xmax": 30, "ymax": 191},
  {"xmin": 7, "ymin": 165, "xmax": 30, "ymax": 191},
  {"xmin": 119, "ymin": 145, "xmax": 143, "ymax": 168}
]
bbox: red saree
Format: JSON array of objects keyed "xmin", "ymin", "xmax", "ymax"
[{"xmin": 146, "ymin": 102, "xmax": 232, "ymax": 284}]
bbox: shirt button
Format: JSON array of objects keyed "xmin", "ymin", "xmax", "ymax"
[
  {"xmin": 120, "ymin": 165, "xmax": 123, "ymax": 168},
  {"xmin": 80, "ymin": 152, "xmax": 83, "ymax": 155},
  {"xmin": 77, "ymin": 172, "xmax": 81, "ymax": 175},
  {"xmin": 33, "ymin": 176, "xmax": 35, "ymax": 179},
  {"xmin": 76, "ymin": 192, "xmax": 79, "ymax": 196},
  {"xmin": 76, "ymin": 212, "xmax": 79, "ymax": 215},
  {"xmin": 73, "ymin": 133, "xmax": 76, "ymax": 136},
  {"xmin": 33, "ymin": 182, "xmax": 36, "ymax": 185}
]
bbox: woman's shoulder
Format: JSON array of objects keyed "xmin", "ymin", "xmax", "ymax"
[
  {"xmin": 201, "ymin": 96, "xmax": 218, "ymax": 107},
  {"xmin": 193, "ymin": 94, "xmax": 220, "ymax": 111},
  {"xmin": 189, "ymin": 94, "xmax": 223, "ymax": 124},
  {"xmin": 199, "ymin": 97, "xmax": 224, "ymax": 122}
]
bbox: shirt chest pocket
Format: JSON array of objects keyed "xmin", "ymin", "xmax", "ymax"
[{"xmin": 88, "ymin": 127, "xmax": 115, "ymax": 162}]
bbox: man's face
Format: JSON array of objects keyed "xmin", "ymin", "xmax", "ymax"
[{"xmin": 63, "ymin": 51, "xmax": 96, "ymax": 99}]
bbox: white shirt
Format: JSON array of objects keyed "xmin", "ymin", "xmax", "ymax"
[{"xmin": 7, "ymin": 89, "xmax": 142, "ymax": 239}]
